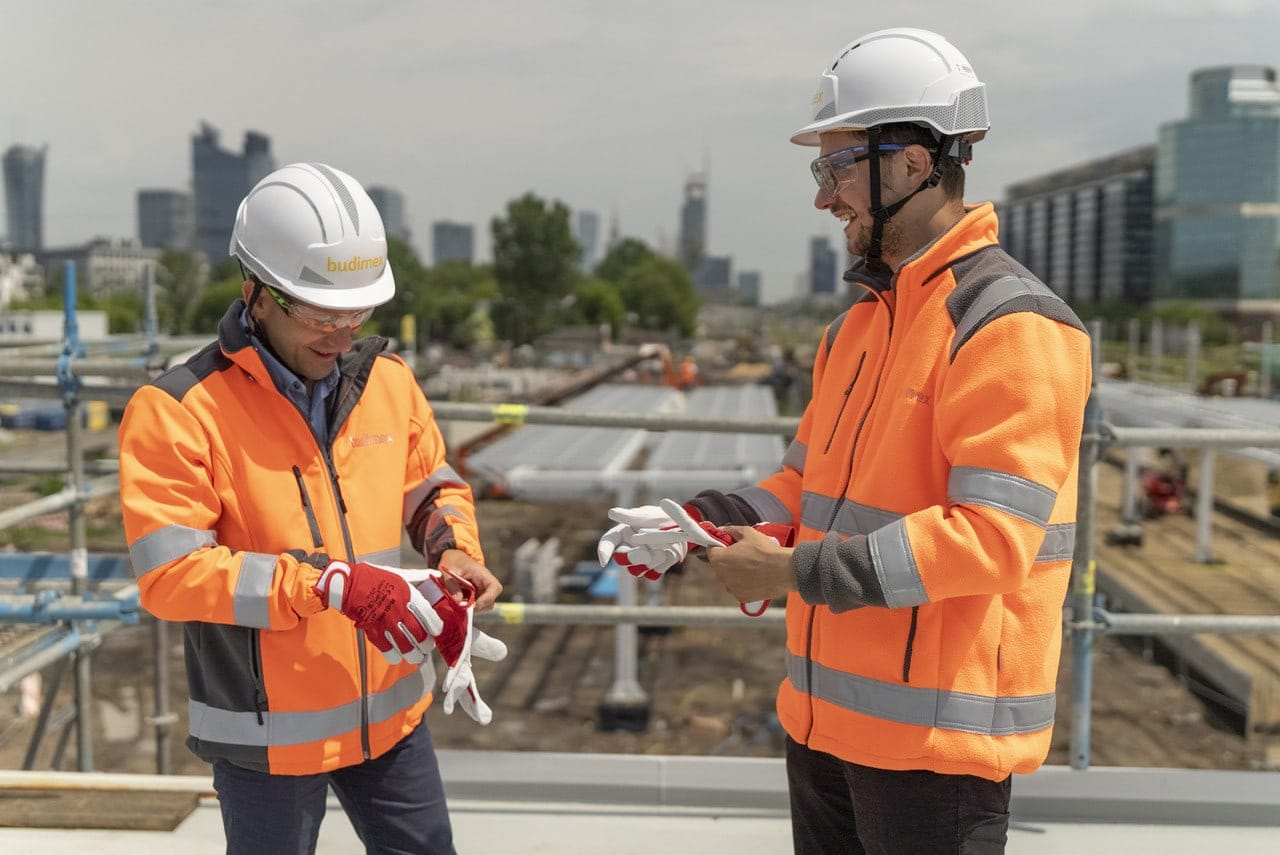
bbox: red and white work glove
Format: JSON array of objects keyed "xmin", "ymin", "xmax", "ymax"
[
  {"xmin": 398, "ymin": 567, "xmax": 508, "ymax": 726},
  {"xmin": 596, "ymin": 500, "xmax": 795, "ymax": 616},
  {"xmin": 314, "ymin": 560, "xmax": 508, "ymax": 724},
  {"xmin": 314, "ymin": 560, "xmax": 437, "ymax": 665}
]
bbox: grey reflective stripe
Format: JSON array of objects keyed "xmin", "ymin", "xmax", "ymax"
[
  {"xmin": 786, "ymin": 652, "xmax": 1055, "ymax": 736},
  {"xmin": 188, "ymin": 665, "xmax": 429, "ymax": 747},
  {"xmin": 949, "ymin": 466, "xmax": 1056, "ymax": 526},
  {"xmin": 129, "ymin": 525, "xmax": 217, "ymax": 577},
  {"xmin": 867, "ymin": 518, "xmax": 928, "ymax": 608},
  {"xmin": 403, "ymin": 465, "xmax": 467, "ymax": 524},
  {"xmin": 732, "ymin": 486, "xmax": 793, "ymax": 526},
  {"xmin": 801, "ymin": 493, "xmax": 900, "ymax": 537},
  {"xmin": 359, "ymin": 548, "xmax": 401, "ymax": 566},
  {"xmin": 781, "ymin": 439, "xmax": 808, "ymax": 475},
  {"xmin": 234, "ymin": 552, "xmax": 278, "ymax": 628},
  {"xmin": 1037, "ymin": 523, "xmax": 1075, "ymax": 563},
  {"xmin": 951, "ymin": 275, "xmax": 1062, "ymax": 362}
]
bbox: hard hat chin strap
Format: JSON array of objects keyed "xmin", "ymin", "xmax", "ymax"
[{"xmin": 860, "ymin": 126, "xmax": 954, "ymax": 286}]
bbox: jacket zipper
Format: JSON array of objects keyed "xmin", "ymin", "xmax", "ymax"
[
  {"xmin": 247, "ymin": 631, "xmax": 266, "ymax": 725},
  {"xmin": 292, "ymin": 466, "xmax": 324, "ymax": 548},
  {"xmin": 804, "ymin": 287, "xmax": 896, "ymax": 744},
  {"xmin": 322, "ymin": 445, "xmax": 371, "ymax": 760},
  {"xmin": 822, "ymin": 351, "xmax": 866, "ymax": 454},
  {"xmin": 902, "ymin": 606, "xmax": 919, "ymax": 683}
]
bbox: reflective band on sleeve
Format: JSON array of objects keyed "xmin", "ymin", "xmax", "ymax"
[
  {"xmin": 402, "ymin": 465, "xmax": 467, "ymax": 524},
  {"xmin": 948, "ymin": 466, "xmax": 1056, "ymax": 527},
  {"xmin": 733, "ymin": 486, "xmax": 794, "ymax": 526},
  {"xmin": 867, "ymin": 518, "xmax": 928, "ymax": 608},
  {"xmin": 781, "ymin": 439, "xmax": 808, "ymax": 475},
  {"xmin": 128, "ymin": 525, "xmax": 217, "ymax": 577},
  {"xmin": 1036, "ymin": 523, "xmax": 1075, "ymax": 563},
  {"xmin": 786, "ymin": 652, "xmax": 1055, "ymax": 736},
  {"xmin": 235, "ymin": 552, "xmax": 279, "ymax": 629}
]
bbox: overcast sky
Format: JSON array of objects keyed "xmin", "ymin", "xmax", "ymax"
[{"xmin": 4, "ymin": 0, "xmax": 1279, "ymax": 304}]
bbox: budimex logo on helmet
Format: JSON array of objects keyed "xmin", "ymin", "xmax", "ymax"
[{"xmin": 326, "ymin": 255, "xmax": 384, "ymax": 272}]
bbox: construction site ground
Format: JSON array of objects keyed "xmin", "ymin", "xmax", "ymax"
[{"xmin": 3, "ymin": 464, "xmax": 1278, "ymax": 780}]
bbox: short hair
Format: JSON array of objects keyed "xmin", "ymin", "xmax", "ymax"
[{"xmin": 875, "ymin": 123, "xmax": 966, "ymax": 199}]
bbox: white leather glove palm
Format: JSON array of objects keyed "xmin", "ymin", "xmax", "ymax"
[
  {"xmin": 393, "ymin": 568, "xmax": 508, "ymax": 725},
  {"xmin": 596, "ymin": 504, "xmax": 691, "ymax": 581}
]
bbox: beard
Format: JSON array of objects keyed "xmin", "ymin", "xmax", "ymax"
[{"xmin": 847, "ymin": 214, "xmax": 907, "ymax": 262}]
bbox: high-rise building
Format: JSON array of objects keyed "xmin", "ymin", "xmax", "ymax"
[
  {"xmin": 3, "ymin": 144, "xmax": 47, "ymax": 252},
  {"xmin": 432, "ymin": 220, "xmax": 474, "ymax": 265},
  {"xmin": 368, "ymin": 186, "xmax": 410, "ymax": 245},
  {"xmin": 574, "ymin": 210, "xmax": 600, "ymax": 272},
  {"xmin": 137, "ymin": 189, "xmax": 193, "ymax": 250},
  {"xmin": 1155, "ymin": 65, "xmax": 1280, "ymax": 308},
  {"xmin": 809, "ymin": 236, "xmax": 837, "ymax": 297},
  {"xmin": 1000, "ymin": 146, "xmax": 1155, "ymax": 306},
  {"xmin": 737, "ymin": 270, "xmax": 762, "ymax": 304},
  {"xmin": 678, "ymin": 173, "xmax": 707, "ymax": 271},
  {"xmin": 192, "ymin": 123, "xmax": 275, "ymax": 262}
]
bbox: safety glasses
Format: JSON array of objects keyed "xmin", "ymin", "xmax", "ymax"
[
  {"xmin": 262, "ymin": 284, "xmax": 374, "ymax": 333},
  {"xmin": 809, "ymin": 144, "xmax": 908, "ymax": 195}
]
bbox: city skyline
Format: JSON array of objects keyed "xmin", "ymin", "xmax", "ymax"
[{"xmin": 3, "ymin": 1, "xmax": 1279, "ymax": 304}]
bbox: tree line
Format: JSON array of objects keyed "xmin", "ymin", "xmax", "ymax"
[{"xmin": 23, "ymin": 192, "xmax": 702, "ymax": 350}]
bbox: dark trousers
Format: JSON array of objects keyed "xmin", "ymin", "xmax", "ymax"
[
  {"xmin": 786, "ymin": 736, "xmax": 1011, "ymax": 855},
  {"xmin": 212, "ymin": 722, "xmax": 454, "ymax": 855}
]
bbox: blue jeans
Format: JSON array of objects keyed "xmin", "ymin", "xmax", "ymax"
[
  {"xmin": 786, "ymin": 736, "xmax": 1011, "ymax": 854},
  {"xmin": 212, "ymin": 723, "xmax": 454, "ymax": 855}
]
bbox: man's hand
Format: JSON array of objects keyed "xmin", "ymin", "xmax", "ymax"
[
  {"xmin": 660, "ymin": 499, "xmax": 794, "ymax": 616},
  {"xmin": 399, "ymin": 568, "xmax": 508, "ymax": 725},
  {"xmin": 438, "ymin": 549, "xmax": 503, "ymax": 610},
  {"xmin": 314, "ymin": 560, "xmax": 438, "ymax": 665},
  {"xmin": 705, "ymin": 525, "xmax": 799, "ymax": 605},
  {"xmin": 596, "ymin": 503, "xmax": 698, "ymax": 580}
]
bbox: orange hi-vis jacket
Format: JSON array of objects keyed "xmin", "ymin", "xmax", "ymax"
[
  {"xmin": 690, "ymin": 204, "xmax": 1092, "ymax": 782},
  {"xmin": 118, "ymin": 302, "xmax": 484, "ymax": 775}
]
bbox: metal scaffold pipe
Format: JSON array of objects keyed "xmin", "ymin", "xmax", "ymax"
[{"xmin": 478, "ymin": 602, "xmax": 785, "ymax": 628}]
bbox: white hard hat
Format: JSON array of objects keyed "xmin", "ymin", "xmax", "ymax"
[
  {"xmin": 791, "ymin": 27, "xmax": 990, "ymax": 147},
  {"xmin": 229, "ymin": 162, "xmax": 394, "ymax": 310}
]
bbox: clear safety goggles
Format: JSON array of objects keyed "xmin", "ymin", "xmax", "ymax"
[
  {"xmin": 262, "ymin": 283, "xmax": 374, "ymax": 333},
  {"xmin": 809, "ymin": 143, "xmax": 908, "ymax": 195}
]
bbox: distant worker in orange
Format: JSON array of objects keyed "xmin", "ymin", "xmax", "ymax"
[
  {"xmin": 678, "ymin": 354, "xmax": 700, "ymax": 391},
  {"xmin": 598, "ymin": 27, "xmax": 1092, "ymax": 853}
]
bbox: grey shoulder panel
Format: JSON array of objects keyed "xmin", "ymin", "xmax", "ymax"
[
  {"xmin": 945, "ymin": 247, "xmax": 1087, "ymax": 363},
  {"xmin": 154, "ymin": 343, "xmax": 233, "ymax": 402}
]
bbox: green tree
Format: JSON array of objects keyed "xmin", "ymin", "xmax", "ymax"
[
  {"xmin": 369, "ymin": 237, "xmax": 430, "ymax": 341},
  {"xmin": 189, "ymin": 275, "xmax": 247, "ymax": 334},
  {"xmin": 490, "ymin": 193, "xmax": 581, "ymax": 345},
  {"xmin": 155, "ymin": 249, "xmax": 209, "ymax": 334},
  {"xmin": 563, "ymin": 277, "xmax": 625, "ymax": 338},
  {"xmin": 421, "ymin": 261, "xmax": 499, "ymax": 350},
  {"xmin": 595, "ymin": 238, "xmax": 699, "ymax": 337}
]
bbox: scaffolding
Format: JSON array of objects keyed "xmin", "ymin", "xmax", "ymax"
[{"xmin": 5, "ymin": 303, "xmax": 1280, "ymax": 774}]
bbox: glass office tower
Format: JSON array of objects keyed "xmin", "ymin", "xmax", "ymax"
[{"xmin": 1155, "ymin": 66, "xmax": 1280, "ymax": 307}]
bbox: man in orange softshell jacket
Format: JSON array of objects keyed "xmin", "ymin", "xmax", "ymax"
[
  {"xmin": 598, "ymin": 28, "xmax": 1092, "ymax": 854},
  {"xmin": 119, "ymin": 163, "xmax": 504, "ymax": 854}
]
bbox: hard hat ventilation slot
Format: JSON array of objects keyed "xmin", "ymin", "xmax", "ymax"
[{"xmin": 311, "ymin": 163, "xmax": 361, "ymax": 233}]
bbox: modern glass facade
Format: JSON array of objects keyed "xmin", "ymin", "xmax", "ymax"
[
  {"xmin": 192, "ymin": 124, "xmax": 275, "ymax": 262},
  {"xmin": 368, "ymin": 186, "xmax": 410, "ymax": 246},
  {"xmin": 3, "ymin": 145, "xmax": 46, "ymax": 252},
  {"xmin": 678, "ymin": 173, "xmax": 707, "ymax": 271},
  {"xmin": 809, "ymin": 235, "xmax": 836, "ymax": 296},
  {"xmin": 1155, "ymin": 66, "xmax": 1280, "ymax": 307},
  {"xmin": 1000, "ymin": 146, "xmax": 1155, "ymax": 306},
  {"xmin": 137, "ymin": 189, "xmax": 193, "ymax": 249},
  {"xmin": 432, "ymin": 220, "xmax": 474, "ymax": 265}
]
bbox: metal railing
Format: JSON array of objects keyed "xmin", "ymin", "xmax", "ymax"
[{"xmin": 4, "ymin": 314, "xmax": 1280, "ymax": 774}]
